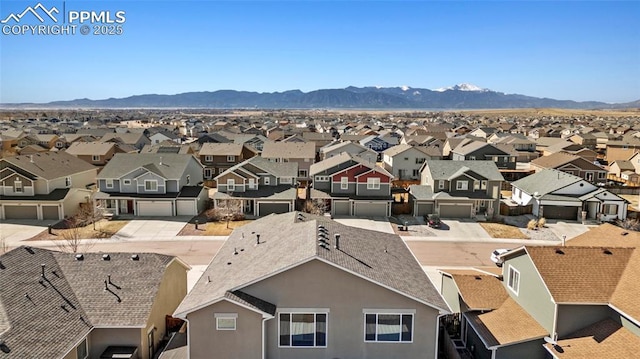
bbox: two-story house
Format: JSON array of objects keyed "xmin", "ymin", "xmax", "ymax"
[
  {"xmin": 198, "ymin": 143, "xmax": 257, "ymax": 183},
  {"xmin": 409, "ymin": 160, "xmax": 504, "ymax": 218},
  {"xmin": 382, "ymin": 144, "xmax": 439, "ymax": 180},
  {"xmin": 0, "ymin": 152, "xmax": 97, "ymax": 221},
  {"xmin": 451, "ymin": 140, "xmax": 517, "ymax": 170},
  {"xmin": 261, "ymin": 142, "xmax": 316, "ymax": 182},
  {"xmin": 359, "ymin": 135, "xmax": 393, "ymax": 154},
  {"xmin": 320, "ymin": 141, "xmax": 378, "ymax": 164},
  {"xmin": 438, "ymin": 224, "xmax": 640, "ymax": 359},
  {"xmin": 0, "ymin": 246, "xmax": 189, "ymax": 359},
  {"xmin": 511, "ymin": 168, "xmax": 627, "ymax": 221},
  {"xmin": 95, "ymin": 153, "xmax": 207, "ymax": 217},
  {"xmin": 171, "ymin": 212, "xmax": 449, "ymax": 359},
  {"xmin": 64, "ymin": 141, "xmax": 125, "ymax": 169},
  {"xmin": 530, "ymin": 152, "xmax": 607, "ymax": 183},
  {"xmin": 213, "ymin": 156, "xmax": 298, "ymax": 217},
  {"xmin": 100, "ymin": 132, "xmax": 151, "ymax": 150},
  {"xmin": 310, "ymin": 153, "xmax": 394, "ymax": 217}
]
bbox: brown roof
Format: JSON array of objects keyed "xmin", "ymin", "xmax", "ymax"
[
  {"xmin": 466, "ymin": 297, "xmax": 547, "ymax": 347},
  {"xmin": 261, "ymin": 141, "xmax": 315, "ymax": 159},
  {"xmin": 544, "ymin": 319, "xmax": 640, "ymax": 358},
  {"xmin": 198, "ymin": 142, "xmax": 244, "ymax": 156},
  {"xmin": 531, "ymin": 152, "xmax": 603, "ymax": 171},
  {"xmin": 567, "ymin": 223, "xmax": 640, "ymax": 248},
  {"xmin": 443, "ymin": 270, "xmax": 508, "ymax": 310},
  {"xmin": 610, "ymin": 248, "xmax": 640, "ymax": 320},
  {"xmin": 65, "ymin": 141, "xmax": 115, "ymax": 156},
  {"xmin": 526, "ymin": 246, "xmax": 634, "ymax": 303},
  {"xmin": 1, "ymin": 151, "xmax": 97, "ymax": 180}
]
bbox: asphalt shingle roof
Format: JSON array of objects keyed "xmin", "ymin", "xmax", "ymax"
[
  {"xmin": 1, "ymin": 151, "xmax": 96, "ymax": 180},
  {"xmin": 425, "ymin": 160, "xmax": 504, "ymax": 181},
  {"xmin": 511, "ymin": 168, "xmax": 583, "ymax": 196},
  {"xmin": 261, "ymin": 142, "xmax": 315, "ymax": 159},
  {"xmin": 98, "ymin": 153, "xmax": 197, "ymax": 179}
]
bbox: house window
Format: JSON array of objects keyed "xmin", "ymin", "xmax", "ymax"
[
  {"xmin": 105, "ymin": 179, "xmax": 114, "ymax": 189},
  {"xmin": 481, "ymin": 180, "xmax": 487, "ymax": 190},
  {"xmin": 145, "ymin": 180, "xmax": 158, "ymax": 191},
  {"xmin": 438, "ymin": 181, "xmax": 444, "ymax": 190},
  {"xmin": 204, "ymin": 168, "xmax": 212, "ymax": 179},
  {"xmin": 456, "ymin": 181, "xmax": 468, "ymax": 191},
  {"xmin": 227, "ymin": 155, "xmax": 235, "ymax": 162},
  {"xmin": 92, "ymin": 155, "xmax": 100, "ymax": 162},
  {"xmin": 415, "ymin": 158, "xmax": 425, "ymax": 164},
  {"xmin": 248, "ymin": 178, "xmax": 256, "ymax": 189},
  {"xmin": 14, "ymin": 179, "xmax": 23, "ymax": 193},
  {"xmin": 364, "ymin": 312, "xmax": 413, "ymax": 343},
  {"xmin": 315, "ymin": 176, "xmax": 329, "ymax": 182},
  {"xmin": 469, "ymin": 156, "xmax": 476, "ymax": 160},
  {"xmin": 597, "ymin": 172, "xmax": 606, "ymax": 179},
  {"xmin": 508, "ymin": 265, "xmax": 520, "ymax": 295},
  {"xmin": 603, "ymin": 204, "xmax": 618, "ymax": 215},
  {"xmin": 367, "ymin": 177, "xmax": 381, "ymax": 190},
  {"xmin": 204, "ymin": 155, "xmax": 213, "ymax": 162},
  {"xmin": 227, "ymin": 179, "xmax": 235, "ymax": 191},
  {"xmin": 412, "ymin": 169, "xmax": 420, "ymax": 177},
  {"xmin": 264, "ymin": 177, "xmax": 271, "ymax": 185},
  {"xmin": 474, "ymin": 181, "xmax": 480, "ymax": 190},
  {"xmin": 65, "ymin": 177, "xmax": 72, "ymax": 187},
  {"xmin": 186, "ymin": 175, "xmax": 191, "ymax": 185},
  {"xmin": 281, "ymin": 177, "xmax": 293, "ymax": 184},
  {"xmin": 341, "ymin": 177, "xmax": 349, "ymax": 189},
  {"xmin": 299, "ymin": 169, "xmax": 308, "ymax": 178},
  {"xmin": 76, "ymin": 338, "xmax": 88, "ymax": 359},
  {"xmin": 123, "ymin": 179, "xmax": 131, "ymax": 185},
  {"xmin": 279, "ymin": 312, "xmax": 327, "ymax": 347},
  {"xmin": 215, "ymin": 313, "xmax": 237, "ymax": 331},
  {"xmin": 404, "ymin": 157, "xmax": 409, "ymax": 161}
]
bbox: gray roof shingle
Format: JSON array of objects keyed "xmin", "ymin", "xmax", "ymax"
[
  {"xmin": 2, "ymin": 151, "xmax": 96, "ymax": 180},
  {"xmin": 98, "ymin": 153, "xmax": 199, "ymax": 179},
  {"xmin": 425, "ymin": 160, "xmax": 504, "ymax": 181}
]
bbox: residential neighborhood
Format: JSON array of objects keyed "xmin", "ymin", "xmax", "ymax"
[{"xmin": 1, "ymin": 108, "xmax": 640, "ymax": 358}]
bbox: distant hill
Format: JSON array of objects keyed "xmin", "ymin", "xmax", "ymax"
[{"xmin": 3, "ymin": 84, "xmax": 638, "ymax": 109}]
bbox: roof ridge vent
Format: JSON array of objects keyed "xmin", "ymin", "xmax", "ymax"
[{"xmin": 102, "ymin": 254, "xmax": 110, "ymax": 261}]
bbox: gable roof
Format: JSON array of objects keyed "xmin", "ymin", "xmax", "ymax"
[
  {"xmin": 440, "ymin": 269, "xmax": 509, "ymax": 311},
  {"xmin": 65, "ymin": 141, "xmax": 116, "ymax": 156},
  {"xmin": 174, "ymin": 212, "xmax": 448, "ymax": 318},
  {"xmin": 452, "ymin": 140, "xmax": 509, "ymax": 157},
  {"xmin": 216, "ymin": 156, "xmax": 298, "ymax": 180},
  {"xmin": 199, "ymin": 142, "xmax": 244, "ymax": 156},
  {"xmin": 98, "ymin": 153, "xmax": 199, "ymax": 179},
  {"xmin": 511, "ymin": 168, "xmax": 583, "ymax": 196},
  {"xmin": 424, "ymin": 160, "xmax": 504, "ymax": 181},
  {"xmin": 1, "ymin": 151, "xmax": 96, "ymax": 180},
  {"xmin": 310, "ymin": 152, "xmax": 370, "ymax": 176},
  {"xmin": 0, "ymin": 246, "xmax": 182, "ymax": 358},
  {"xmin": 531, "ymin": 152, "xmax": 604, "ymax": 171},
  {"xmin": 261, "ymin": 142, "xmax": 315, "ymax": 159}
]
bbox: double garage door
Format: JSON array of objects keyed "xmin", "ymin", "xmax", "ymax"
[
  {"xmin": 353, "ymin": 202, "xmax": 388, "ymax": 217},
  {"xmin": 4, "ymin": 205, "xmax": 61, "ymax": 220},
  {"xmin": 257, "ymin": 202, "xmax": 290, "ymax": 216},
  {"xmin": 439, "ymin": 204, "xmax": 472, "ymax": 218},
  {"xmin": 543, "ymin": 205, "xmax": 579, "ymax": 220},
  {"xmin": 137, "ymin": 201, "xmax": 173, "ymax": 217}
]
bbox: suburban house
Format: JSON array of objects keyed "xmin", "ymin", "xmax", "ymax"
[
  {"xmin": 17, "ymin": 133, "xmax": 59, "ymax": 150},
  {"xmin": 150, "ymin": 130, "xmax": 182, "ymax": 145},
  {"xmin": 382, "ymin": 144, "xmax": 436, "ymax": 180},
  {"xmin": 0, "ymin": 152, "xmax": 97, "ymax": 221},
  {"xmin": 309, "ymin": 152, "xmax": 394, "ymax": 217},
  {"xmin": 64, "ymin": 141, "xmax": 125, "ymax": 168},
  {"xmin": 198, "ymin": 143, "xmax": 257, "ymax": 182},
  {"xmin": 261, "ymin": 142, "xmax": 316, "ymax": 181},
  {"xmin": 359, "ymin": 135, "xmax": 393, "ymax": 153},
  {"xmin": 609, "ymin": 160, "xmax": 640, "ymax": 184},
  {"xmin": 172, "ymin": 212, "xmax": 450, "ymax": 359},
  {"xmin": 511, "ymin": 169, "xmax": 627, "ymax": 221},
  {"xmin": 95, "ymin": 153, "xmax": 207, "ymax": 217},
  {"xmin": 320, "ymin": 141, "xmax": 378, "ymax": 163},
  {"xmin": 409, "ymin": 160, "xmax": 504, "ymax": 218},
  {"xmin": 213, "ymin": 156, "xmax": 298, "ymax": 217},
  {"xmin": 100, "ymin": 132, "xmax": 151, "ymax": 150},
  {"xmin": 451, "ymin": 140, "xmax": 516, "ymax": 170},
  {"xmin": 0, "ymin": 246, "xmax": 189, "ymax": 359},
  {"xmin": 530, "ymin": 152, "xmax": 607, "ymax": 183},
  {"xmin": 438, "ymin": 223, "xmax": 640, "ymax": 359},
  {"xmin": 488, "ymin": 134, "xmax": 539, "ymax": 162},
  {"xmin": 605, "ymin": 139, "xmax": 640, "ymax": 163}
]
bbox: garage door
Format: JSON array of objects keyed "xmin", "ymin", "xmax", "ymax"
[
  {"xmin": 137, "ymin": 201, "xmax": 173, "ymax": 216},
  {"xmin": 4, "ymin": 205, "xmax": 38, "ymax": 219},
  {"xmin": 416, "ymin": 203, "xmax": 434, "ymax": 216},
  {"xmin": 176, "ymin": 200, "xmax": 196, "ymax": 216},
  {"xmin": 353, "ymin": 202, "xmax": 388, "ymax": 217},
  {"xmin": 257, "ymin": 202, "xmax": 290, "ymax": 216},
  {"xmin": 42, "ymin": 206, "xmax": 60, "ymax": 220},
  {"xmin": 543, "ymin": 205, "xmax": 579, "ymax": 220},
  {"xmin": 439, "ymin": 204, "xmax": 472, "ymax": 218},
  {"xmin": 333, "ymin": 201, "xmax": 350, "ymax": 216}
]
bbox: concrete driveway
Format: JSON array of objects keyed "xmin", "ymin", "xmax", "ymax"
[
  {"xmin": 546, "ymin": 220, "xmax": 593, "ymax": 241},
  {"xmin": 404, "ymin": 219, "xmax": 492, "ymax": 241},
  {"xmin": 114, "ymin": 217, "xmax": 192, "ymax": 240},
  {"xmin": 0, "ymin": 220, "xmax": 56, "ymax": 247},
  {"xmin": 333, "ymin": 217, "xmax": 395, "ymax": 234}
]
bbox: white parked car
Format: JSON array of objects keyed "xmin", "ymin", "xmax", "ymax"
[{"xmin": 490, "ymin": 248, "xmax": 510, "ymax": 267}]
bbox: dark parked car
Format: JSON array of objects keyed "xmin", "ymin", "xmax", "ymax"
[{"xmin": 425, "ymin": 214, "xmax": 441, "ymax": 228}]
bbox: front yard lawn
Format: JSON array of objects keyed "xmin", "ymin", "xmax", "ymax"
[
  {"xmin": 479, "ymin": 222, "xmax": 530, "ymax": 239},
  {"xmin": 178, "ymin": 220, "xmax": 253, "ymax": 236},
  {"xmin": 28, "ymin": 219, "xmax": 129, "ymax": 241}
]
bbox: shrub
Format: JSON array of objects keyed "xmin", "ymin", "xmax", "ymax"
[
  {"xmin": 231, "ymin": 213, "xmax": 245, "ymax": 221},
  {"xmin": 204, "ymin": 208, "xmax": 224, "ymax": 222},
  {"xmin": 527, "ymin": 219, "xmax": 538, "ymax": 230},
  {"xmin": 537, "ymin": 217, "xmax": 547, "ymax": 228}
]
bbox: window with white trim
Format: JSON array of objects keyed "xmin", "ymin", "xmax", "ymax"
[
  {"xmin": 415, "ymin": 158, "xmax": 425, "ymax": 164},
  {"xmin": 227, "ymin": 155, "xmax": 235, "ymax": 162},
  {"xmin": 279, "ymin": 312, "xmax": 327, "ymax": 347},
  {"xmin": 204, "ymin": 168, "xmax": 212, "ymax": 178},
  {"xmin": 65, "ymin": 177, "xmax": 72, "ymax": 187},
  {"xmin": 204, "ymin": 155, "xmax": 213, "ymax": 162},
  {"xmin": 123, "ymin": 179, "xmax": 131, "ymax": 185},
  {"xmin": 264, "ymin": 177, "xmax": 271, "ymax": 185},
  {"xmin": 364, "ymin": 313, "xmax": 413, "ymax": 343},
  {"xmin": 341, "ymin": 177, "xmax": 349, "ymax": 189},
  {"xmin": 473, "ymin": 181, "xmax": 480, "ymax": 190},
  {"xmin": 299, "ymin": 169, "xmax": 308, "ymax": 178},
  {"xmin": 456, "ymin": 180, "xmax": 468, "ymax": 191},
  {"xmin": 76, "ymin": 338, "xmax": 88, "ymax": 359},
  {"xmin": 603, "ymin": 204, "xmax": 618, "ymax": 215},
  {"xmin": 597, "ymin": 172, "xmax": 606, "ymax": 179},
  {"xmin": 438, "ymin": 180, "xmax": 445, "ymax": 190},
  {"xmin": 145, "ymin": 180, "xmax": 158, "ymax": 191},
  {"xmin": 281, "ymin": 177, "xmax": 292, "ymax": 184},
  {"xmin": 227, "ymin": 179, "xmax": 235, "ymax": 191},
  {"xmin": 14, "ymin": 179, "xmax": 23, "ymax": 193},
  {"xmin": 481, "ymin": 180, "xmax": 487, "ymax": 190},
  {"xmin": 105, "ymin": 179, "xmax": 114, "ymax": 189},
  {"xmin": 367, "ymin": 177, "xmax": 381, "ymax": 190},
  {"xmin": 92, "ymin": 155, "xmax": 100, "ymax": 162},
  {"xmin": 315, "ymin": 176, "xmax": 329, "ymax": 182},
  {"xmin": 215, "ymin": 313, "xmax": 237, "ymax": 331},
  {"xmin": 508, "ymin": 265, "xmax": 520, "ymax": 295},
  {"xmin": 248, "ymin": 178, "xmax": 256, "ymax": 189}
]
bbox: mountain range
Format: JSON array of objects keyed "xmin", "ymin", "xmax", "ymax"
[{"xmin": 4, "ymin": 84, "xmax": 639, "ymax": 109}]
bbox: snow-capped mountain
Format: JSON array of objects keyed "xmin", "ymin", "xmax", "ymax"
[{"xmin": 433, "ymin": 83, "xmax": 490, "ymax": 92}]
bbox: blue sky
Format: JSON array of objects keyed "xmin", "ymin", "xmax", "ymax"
[{"xmin": 1, "ymin": 0, "xmax": 639, "ymax": 103}]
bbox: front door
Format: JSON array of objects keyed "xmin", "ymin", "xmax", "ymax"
[{"xmin": 127, "ymin": 200, "xmax": 134, "ymax": 214}]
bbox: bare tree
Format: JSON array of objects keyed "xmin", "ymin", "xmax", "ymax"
[
  {"xmin": 617, "ymin": 218, "xmax": 640, "ymax": 231},
  {"xmin": 304, "ymin": 199, "xmax": 328, "ymax": 216},
  {"xmin": 55, "ymin": 206, "xmax": 96, "ymax": 253},
  {"xmin": 218, "ymin": 197, "xmax": 244, "ymax": 229}
]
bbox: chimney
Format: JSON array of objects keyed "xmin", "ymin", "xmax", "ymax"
[
  {"xmin": 41, "ymin": 264, "xmax": 46, "ymax": 278},
  {"xmin": 334, "ymin": 234, "xmax": 341, "ymax": 250}
]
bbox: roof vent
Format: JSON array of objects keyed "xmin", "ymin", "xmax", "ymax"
[
  {"xmin": 131, "ymin": 254, "xmax": 140, "ymax": 261},
  {"xmin": 603, "ymin": 249, "xmax": 613, "ymax": 255},
  {"xmin": 555, "ymin": 249, "xmax": 565, "ymax": 255},
  {"xmin": 233, "ymin": 247, "xmax": 238, "ymax": 255},
  {"xmin": 0, "ymin": 261, "xmax": 4, "ymax": 270},
  {"xmin": 334, "ymin": 234, "xmax": 341, "ymax": 250},
  {"xmin": 75, "ymin": 254, "xmax": 84, "ymax": 261},
  {"xmin": 621, "ymin": 231, "xmax": 629, "ymax": 236},
  {"xmin": 41, "ymin": 264, "xmax": 46, "ymax": 278},
  {"xmin": 102, "ymin": 254, "xmax": 110, "ymax": 261},
  {"xmin": 256, "ymin": 234, "xmax": 261, "ymax": 245},
  {"xmin": 474, "ymin": 276, "xmax": 482, "ymax": 280}
]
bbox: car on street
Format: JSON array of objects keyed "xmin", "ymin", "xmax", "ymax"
[{"xmin": 490, "ymin": 248, "xmax": 510, "ymax": 267}]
